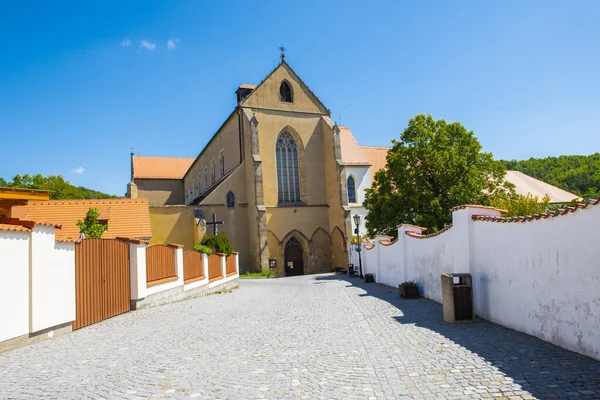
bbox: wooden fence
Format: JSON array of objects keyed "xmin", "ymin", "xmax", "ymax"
[
  {"xmin": 74, "ymin": 239, "xmax": 131, "ymax": 330},
  {"xmin": 208, "ymin": 254, "xmax": 224, "ymax": 282},
  {"xmin": 183, "ymin": 250, "xmax": 205, "ymax": 283},
  {"xmin": 226, "ymin": 253, "xmax": 238, "ymax": 277},
  {"xmin": 146, "ymin": 245, "xmax": 177, "ymax": 286}
]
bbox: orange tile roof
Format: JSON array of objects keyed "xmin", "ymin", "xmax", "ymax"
[
  {"xmin": 338, "ymin": 126, "xmax": 371, "ymax": 166},
  {"xmin": 360, "ymin": 146, "xmax": 390, "ymax": 175},
  {"xmin": 132, "ymin": 156, "xmax": 195, "ymax": 180},
  {"xmin": 0, "ymin": 223, "xmax": 31, "ymax": 232},
  {"xmin": 12, "ymin": 199, "xmax": 152, "ymax": 241}
]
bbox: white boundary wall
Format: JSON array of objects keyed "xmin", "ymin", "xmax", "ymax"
[
  {"xmin": 0, "ymin": 225, "xmax": 75, "ymax": 344},
  {"xmin": 361, "ymin": 205, "xmax": 600, "ymax": 360}
]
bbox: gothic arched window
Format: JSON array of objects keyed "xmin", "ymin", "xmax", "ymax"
[
  {"xmin": 279, "ymin": 81, "xmax": 293, "ymax": 103},
  {"xmin": 219, "ymin": 151, "xmax": 225, "ymax": 177},
  {"xmin": 226, "ymin": 191, "xmax": 235, "ymax": 208},
  {"xmin": 347, "ymin": 176, "xmax": 356, "ymax": 203},
  {"xmin": 276, "ymin": 132, "xmax": 301, "ymax": 204}
]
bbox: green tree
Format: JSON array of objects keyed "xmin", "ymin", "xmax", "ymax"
[
  {"xmin": 490, "ymin": 193, "xmax": 551, "ymax": 217},
  {"xmin": 2, "ymin": 174, "xmax": 116, "ymax": 200},
  {"xmin": 76, "ymin": 208, "xmax": 107, "ymax": 239},
  {"xmin": 364, "ymin": 114, "xmax": 510, "ymax": 237},
  {"xmin": 201, "ymin": 233, "xmax": 233, "ymax": 256}
]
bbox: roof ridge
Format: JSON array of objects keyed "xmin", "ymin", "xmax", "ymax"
[{"xmin": 360, "ymin": 145, "xmax": 391, "ymax": 149}]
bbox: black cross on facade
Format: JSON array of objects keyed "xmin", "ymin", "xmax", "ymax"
[{"xmin": 206, "ymin": 213, "xmax": 224, "ymax": 235}]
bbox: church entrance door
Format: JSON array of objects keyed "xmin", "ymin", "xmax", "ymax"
[{"xmin": 284, "ymin": 237, "xmax": 304, "ymax": 276}]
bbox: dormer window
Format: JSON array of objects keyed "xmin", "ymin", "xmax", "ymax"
[{"xmin": 279, "ymin": 81, "xmax": 293, "ymax": 103}]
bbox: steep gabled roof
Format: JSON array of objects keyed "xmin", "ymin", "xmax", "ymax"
[
  {"xmin": 133, "ymin": 156, "xmax": 195, "ymax": 180},
  {"xmin": 241, "ymin": 60, "xmax": 330, "ymax": 115},
  {"xmin": 339, "ymin": 126, "xmax": 371, "ymax": 166},
  {"xmin": 360, "ymin": 145, "xmax": 391, "ymax": 175},
  {"xmin": 12, "ymin": 198, "xmax": 152, "ymax": 241},
  {"xmin": 504, "ymin": 170, "xmax": 580, "ymax": 204}
]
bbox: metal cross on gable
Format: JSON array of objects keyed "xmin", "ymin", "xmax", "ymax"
[
  {"xmin": 206, "ymin": 213, "xmax": 224, "ymax": 235},
  {"xmin": 279, "ymin": 45, "xmax": 286, "ymax": 61}
]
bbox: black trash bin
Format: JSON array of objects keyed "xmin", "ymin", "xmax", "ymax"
[
  {"xmin": 348, "ymin": 263, "xmax": 355, "ymax": 276},
  {"xmin": 441, "ymin": 273, "xmax": 474, "ymax": 323}
]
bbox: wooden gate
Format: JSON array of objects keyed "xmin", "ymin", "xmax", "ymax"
[
  {"xmin": 74, "ymin": 239, "xmax": 131, "ymax": 330},
  {"xmin": 183, "ymin": 250, "xmax": 205, "ymax": 283}
]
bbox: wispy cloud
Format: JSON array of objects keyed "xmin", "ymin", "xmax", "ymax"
[
  {"xmin": 120, "ymin": 38, "xmax": 132, "ymax": 47},
  {"xmin": 167, "ymin": 38, "xmax": 180, "ymax": 50},
  {"xmin": 71, "ymin": 166, "xmax": 85, "ymax": 175},
  {"xmin": 140, "ymin": 40, "xmax": 157, "ymax": 51}
]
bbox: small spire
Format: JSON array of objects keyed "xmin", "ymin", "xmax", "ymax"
[{"xmin": 279, "ymin": 45, "xmax": 286, "ymax": 62}]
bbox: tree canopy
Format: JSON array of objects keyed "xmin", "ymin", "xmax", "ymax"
[
  {"xmin": 502, "ymin": 154, "xmax": 600, "ymax": 199},
  {"xmin": 364, "ymin": 114, "xmax": 510, "ymax": 237},
  {"xmin": 76, "ymin": 208, "xmax": 107, "ymax": 239},
  {"xmin": 1, "ymin": 174, "xmax": 117, "ymax": 200}
]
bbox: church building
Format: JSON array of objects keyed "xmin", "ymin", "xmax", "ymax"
[{"xmin": 127, "ymin": 58, "xmax": 352, "ymax": 275}]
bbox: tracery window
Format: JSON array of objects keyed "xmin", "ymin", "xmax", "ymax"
[
  {"xmin": 276, "ymin": 132, "xmax": 301, "ymax": 204},
  {"xmin": 226, "ymin": 191, "xmax": 235, "ymax": 208},
  {"xmin": 279, "ymin": 81, "xmax": 293, "ymax": 103},
  {"xmin": 347, "ymin": 176, "xmax": 356, "ymax": 203},
  {"xmin": 204, "ymin": 167, "xmax": 208, "ymax": 190},
  {"xmin": 210, "ymin": 160, "xmax": 215, "ymax": 184}
]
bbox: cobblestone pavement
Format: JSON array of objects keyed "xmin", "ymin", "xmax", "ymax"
[{"xmin": 1, "ymin": 274, "xmax": 599, "ymax": 400}]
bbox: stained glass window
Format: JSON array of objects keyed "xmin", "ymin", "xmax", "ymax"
[
  {"xmin": 347, "ymin": 176, "xmax": 356, "ymax": 203},
  {"xmin": 276, "ymin": 132, "xmax": 301, "ymax": 204},
  {"xmin": 226, "ymin": 191, "xmax": 235, "ymax": 208}
]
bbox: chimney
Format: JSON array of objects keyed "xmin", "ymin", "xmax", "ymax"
[{"xmin": 236, "ymin": 84, "xmax": 256, "ymax": 104}]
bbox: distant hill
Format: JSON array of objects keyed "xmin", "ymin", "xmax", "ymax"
[
  {"xmin": 0, "ymin": 174, "xmax": 118, "ymax": 200},
  {"xmin": 502, "ymin": 153, "xmax": 600, "ymax": 199}
]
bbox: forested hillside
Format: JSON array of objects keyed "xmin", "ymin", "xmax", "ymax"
[
  {"xmin": 0, "ymin": 174, "xmax": 117, "ymax": 200},
  {"xmin": 502, "ymin": 153, "xmax": 600, "ymax": 199}
]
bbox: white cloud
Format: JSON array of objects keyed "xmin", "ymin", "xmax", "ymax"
[
  {"xmin": 120, "ymin": 38, "xmax": 132, "ymax": 47},
  {"xmin": 140, "ymin": 40, "xmax": 157, "ymax": 51},
  {"xmin": 71, "ymin": 166, "xmax": 85, "ymax": 175},
  {"xmin": 167, "ymin": 38, "xmax": 180, "ymax": 50}
]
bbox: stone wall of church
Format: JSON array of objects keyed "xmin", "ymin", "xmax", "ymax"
[
  {"xmin": 183, "ymin": 112, "xmax": 241, "ymax": 204},
  {"xmin": 134, "ymin": 178, "xmax": 185, "ymax": 206}
]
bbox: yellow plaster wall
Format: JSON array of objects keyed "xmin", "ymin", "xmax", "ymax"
[
  {"xmin": 242, "ymin": 63, "xmax": 328, "ymax": 115},
  {"xmin": 183, "ymin": 112, "xmax": 241, "ymax": 204},
  {"xmin": 149, "ymin": 206, "xmax": 198, "ymax": 250}
]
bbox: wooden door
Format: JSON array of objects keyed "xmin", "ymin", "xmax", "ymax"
[
  {"xmin": 284, "ymin": 237, "xmax": 304, "ymax": 276},
  {"xmin": 74, "ymin": 239, "xmax": 130, "ymax": 330}
]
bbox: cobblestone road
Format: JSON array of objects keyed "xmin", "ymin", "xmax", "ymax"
[{"xmin": 1, "ymin": 274, "xmax": 599, "ymax": 399}]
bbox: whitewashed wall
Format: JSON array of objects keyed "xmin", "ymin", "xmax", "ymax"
[
  {"xmin": 345, "ymin": 166, "xmax": 370, "ymax": 234},
  {"xmin": 0, "ymin": 231, "xmax": 30, "ymax": 343},
  {"xmin": 361, "ymin": 204, "xmax": 600, "ymax": 360}
]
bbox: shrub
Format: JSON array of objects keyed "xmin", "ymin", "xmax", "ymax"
[
  {"xmin": 193, "ymin": 244, "xmax": 213, "ymax": 255},
  {"xmin": 401, "ymin": 280, "xmax": 417, "ymax": 287},
  {"xmin": 201, "ymin": 233, "xmax": 233, "ymax": 256}
]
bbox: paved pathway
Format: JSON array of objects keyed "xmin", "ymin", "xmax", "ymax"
[{"xmin": 1, "ymin": 274, "xmax": 599, "ymax": 399}]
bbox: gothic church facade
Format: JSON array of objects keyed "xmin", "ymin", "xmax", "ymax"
[{"xmin": 128, "ymin": 60, "xmax": 352, "ymax": 275}]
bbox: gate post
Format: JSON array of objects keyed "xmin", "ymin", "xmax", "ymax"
[{"xmin": 119, "ymin": 238, "xmax": 148, "ymax": 304}]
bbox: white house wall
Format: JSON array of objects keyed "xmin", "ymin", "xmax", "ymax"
[{"xmin": 0, "ymin": 231, "xmax": 30, "ymax": 343}]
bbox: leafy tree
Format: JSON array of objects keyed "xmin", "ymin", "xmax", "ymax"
[
  {"xmin": 201, "ymin": 233, "xmax": 233, "ymax": 256},
  {"xmin": 76, "ymin": 208, "xmax": 107, "ymax": 239},
  {"xmin": 364, "ymin": 114, "xmax": 510, "ymax": 237},
  {"xmin": 1, "ymin": 174, "xmax": 117, "ymax": 200},
  {"xmin": 490, "ymin": 193, "xmax": 551, "ymax": 217}
]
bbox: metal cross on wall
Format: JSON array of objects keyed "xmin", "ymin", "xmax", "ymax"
[{"xmin": 206, "ymin": 213, "xmax": 224, "ymax": 235}]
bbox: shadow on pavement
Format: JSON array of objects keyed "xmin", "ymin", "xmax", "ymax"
[{"xmin": 315, "ymin": 273, "xmax": 600, "ymax": 399}]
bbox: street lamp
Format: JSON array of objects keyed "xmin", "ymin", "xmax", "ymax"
[{"xmin": 352, "ymin": 214, "xmax": 363, "ymax": 279}]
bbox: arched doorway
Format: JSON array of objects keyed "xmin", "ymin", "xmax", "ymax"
[{"xmin": 284, "ymin": 237, "xmax": 304, "ymax": 276}]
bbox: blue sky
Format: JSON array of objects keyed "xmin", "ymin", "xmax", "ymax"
[{"xmin": 1, "ymin": 1, "xmax": 599, "ymax": 195}]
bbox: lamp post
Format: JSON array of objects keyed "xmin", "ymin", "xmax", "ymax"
[{"xmin": 352, "ymin": 214, "xmax": 363, "ymax": 279}]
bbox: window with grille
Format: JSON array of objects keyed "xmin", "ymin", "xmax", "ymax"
[
  {"xmin": 276, "ymin": 132, "xmax": 301, "ymax": 204},
  {"xmin": 219, "ymin": 151, "xmax": 225, "ymax": 176},
  {"xmin": 347, "ymin": 176, "xmax": 356, "ymax": 203},
  {"xmin": 279, "ymin": 81, "xmax": 293, "ymax": 103},
  {"xmin": 226, "ymin": 191, "xmax": 235, "ymax": 208}
]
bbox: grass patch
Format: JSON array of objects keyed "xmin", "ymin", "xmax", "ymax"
[{"xmin": 239, "ymin": 270, "xmax": 271, "ymax": 279}]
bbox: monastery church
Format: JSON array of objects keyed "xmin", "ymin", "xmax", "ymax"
[{"xmin": 127, "ymin": 58, "xmax": 357, "ymax": 276}]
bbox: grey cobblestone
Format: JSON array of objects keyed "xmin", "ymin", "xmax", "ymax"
[{"xmin": 0, "ymin": 274, "xmax": 599, "ymax": 399}]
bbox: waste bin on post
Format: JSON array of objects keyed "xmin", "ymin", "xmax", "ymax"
[
  {"xmin": 348, "ymin": 263, "xmax": 355, "ymax": 276},
  {"xmin": 441, "ymin": 273, "xmax": 474, "ymax": 323}
]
